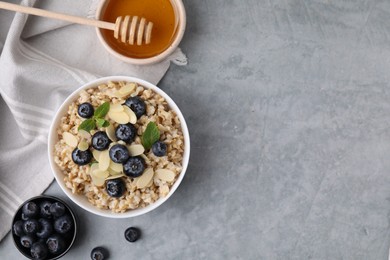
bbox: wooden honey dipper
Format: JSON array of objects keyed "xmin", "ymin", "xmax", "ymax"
[{"xmin": 0, "ymin": 1, "xmax": 153, "ymax": 45}]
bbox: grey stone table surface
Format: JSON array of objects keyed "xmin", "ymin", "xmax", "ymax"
[{"xmin": 2, "ymin": 0, "xmax": 390, "ymax": 259}]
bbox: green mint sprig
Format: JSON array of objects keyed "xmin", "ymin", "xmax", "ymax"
[
  {"xmin": 141, "ymin": 122, "xmax": 160, "ymax": 150},
  {"xmin": 78, "ymin": 102, "xmax": 110, "ymax": 132}
]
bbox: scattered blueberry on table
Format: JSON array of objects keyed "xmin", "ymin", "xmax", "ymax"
[
  {"xmin": 124, "ymin": 227, "xmax": 141, "ymax": 242},
  {"xmin": 90, "ymin": 246, "xmax": 109, "ymax": 260}
]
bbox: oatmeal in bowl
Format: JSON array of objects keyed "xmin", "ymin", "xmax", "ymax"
[{"xmin": 48, "ymin": 76, "xmax": 190, "ymax": 218}]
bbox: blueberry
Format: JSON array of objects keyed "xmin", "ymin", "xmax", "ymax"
[
  {"xmin": 39, "ymin": 201, "xmax": 52, "ymax": 218},
  {"xmin": 49, "ymin": 202, "xmax": 66, "ymax": 218},
  {"xmin": 13, "ymin": 220, "xmax": 25, "ymax": 237},
  {"xmin": 21, "ymin": 213, "xmax": 30, "ymax": 221},
  {"xmin": 54, "ymin": 214, "xmax": 73, "ymax": 234},
  {"xmin": 20, "ymin": 234, "xmax": 36, "ymax": 248},
  {"xmin": 109, "ymin": 144, "xmax": 129, "ymax": 163},
  {"xmin": 72, "ymin": 148, "xmax": 93, "ymax": 165},
  {"xmin": 115, "ymin": 124, "xmax": 136, "ymax": 144},
  {"xmin": 30, "ymin": 242, "xmax": 48, "ymax": 260},
  {"xmin": 92, "ymin": 131, "xmax": 111, "ymax": 151},
  {"xmin": 46, "ymin": 234, "xmax": 66, "ymax": 255},
  {"xmin": 124, "ymin": 227, "xmax": 141, "ymax": 242},
  {"xmin": 78, "ymin": 102, "xmax": 94, "ymax": 118},
  {"xmin": 123, "ymin": 156, "xmax": 145, "ymax": 178},
  {"xmin": 91, "ymin": 246, "xmax": 109, "ymax": 260},
  {"xmin": 152, "ymin": 141, "xmax": 167, "ymax": 157},
  {"xmin": 124, "ymin": 96, "xmax": 146, "ymax": 119},
  {"xmin": 106, "ymin": 179, "xmax": 126, "ymax": 198},
  {"xmin": 23, "ymin": 219, "xmax": 40, "ymax": 235},
  {"xmin": 22, "ymin": 202, "xmax": 39, "ymax": 218},
  {"xmin": 36, "ymin": 219, "xmax": 53, "ymax": 239}
]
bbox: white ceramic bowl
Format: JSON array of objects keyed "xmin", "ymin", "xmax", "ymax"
[
  {"xmin": 48, "ymin": 76, "xmax": 190, "ymax": 218},
  {"xmin": 95, "ymin": 0, "xmax": 186, "ymax": 65}
]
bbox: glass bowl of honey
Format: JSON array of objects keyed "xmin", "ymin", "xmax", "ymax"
[{"xmin": 96, "ymin": 0, "xmax": 186, "ymax": 65}]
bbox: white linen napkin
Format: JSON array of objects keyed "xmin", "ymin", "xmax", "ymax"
[{"xmin": 0, "ymin": 0, "xmax": 187, "ymax": 241}]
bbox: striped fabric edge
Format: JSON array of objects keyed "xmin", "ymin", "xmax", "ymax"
[
  {"xmin": 17, "ymin": 121, "xmax": 49, "ymax": 134},
  {"xmin": 11, "ymin": 109, "xmax": 52, "ymax": 126},
  {"xmin": 0, "ymin": 201, "xmax": 14, "ymax": 216},
  {"xmin": 0, "ymin": 90, "xmax": 54, "ymax": 117},
  {"xmin": 1, "ymin": 93, "xmax": 51, "ymax": 142},
  {"xmin": 19, "ymin": 40, "xmax": 98, "ymax": 84},
  {"xmin": 0, "ymin": 181, "xmax": 25, "ymax": 205},
  {"xmin": 0, "ymin": 190, "xmax": 19, "ymax": 211},
  {"xmin": 16, "ymin": 129, "xmax": 48, "ymax": 144},
  {"xmin": 0, "ymin": 181, "xmax": 23, "ymax": 216}
]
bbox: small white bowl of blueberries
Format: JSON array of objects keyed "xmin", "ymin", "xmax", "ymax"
[{"xmin": 11, "ymin": 195, "xmax": 77, "ymax": 260}]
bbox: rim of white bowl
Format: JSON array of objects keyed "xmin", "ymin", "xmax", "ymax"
[
  {"xmin": 95, "ymin": 0, "xmax": 187, "ymax": 65},
  {"xmin": 48, "ymin": 76, "xmax": 190, "ymax": 218}
]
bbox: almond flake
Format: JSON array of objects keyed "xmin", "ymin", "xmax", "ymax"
[
  {"xmin": 63, "ymin": 132, "xmax": 78, "ymax": 147},
  {"xmin": 89, "ymin": 163, "xmax": 99, "ymax": 175},
  {"xmin": 106, "ymin": 174, "xmax": 126, "ymax": 180},
  {"xmin": 98, "ymin": 150, "xmax": 110, "ymax": 171},
  {"xmin": 108, "ymin": 111, "xmax": 130, "ymax": 124},
  {"xmin": 105, "ymin": 124, "xmax": 117, "ymax": 142},
  {"xmin": 112, "ymin": 91, "xmax": 128, "ymax": 98},
  {"xmin": 92, "ymin": 150, "xmax": 101, "ymax": 162},
  {"xmin": 117, "ymin": 140, "xmax": 126, "ymax": 145},
  {"xmin": 127, "ymin": 144, "xmax": 145, "ymax": 156},
  {"xmin": 155, "ymin": 169, "xmax": 175, "ymax": 182},
  {"xmin": 108, "ymin": 168, "xmax": 123, "ymax": 176},
  {"xmin": 109, "ymin": 161, "xmax": 123, "ymax": 173},
  {"xmin": 77, "ymin": 140, "xmax": 89, "ymax": 151},
  {"xmin": 146, "ymin": 178, "xmax": 154, "ymax": 187},
  {"xmin": 140, "ymin": 154, "xmax": 150, "ymax": 163},
  {"xmin": 160, "ymin": 185, "xmax": 170, "ymax": 196},
  {"xmin": 91, "ymin": 175, "xmax": 105, "ymax": 187},
  {"xmin": 119, "ymin": 82, "xmax": 136, "ymax": 95},
  {"xmin": 110, "ymin": 103, "xmax": 124, "ymax": 112},
  {"xmin": 78, "ymin": 129, "xmax": 91, "ymax": 140},
  {"xmin": 92, "ymin": 169, "xmax": 109, "ymax": 179},
  {"xmin": 122, "ymin": 105, "xmax": 137, "ymax": 124},
  {"xmin": 136, "ymin": 168, "xmax": 154, "ymax": 189}
]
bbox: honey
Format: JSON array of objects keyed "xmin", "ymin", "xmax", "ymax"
[{"xmin": 100, "ymin": 0, "xmax": 177, "ymax": 59}]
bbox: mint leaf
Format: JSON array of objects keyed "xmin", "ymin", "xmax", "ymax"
[
  {"xmin": 96, "ymin": 118, "xmax": 110, "ymax": 128},
  {"xmin": 78, "ymin": 119, "xmax": 95, "ymax": 133},
  {"xmin": 94, "ymin": 102, "xmax": 110, "ymax": 118},
  {"xmin": 141, "ymin": 122, "xmax": 160, "ymax": 150}
]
